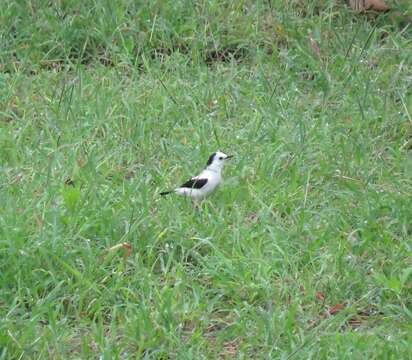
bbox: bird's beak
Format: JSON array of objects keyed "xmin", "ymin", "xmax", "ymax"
[{"xmin": 226, "ymin": 155, "xmax": 234, "ymax": 159}]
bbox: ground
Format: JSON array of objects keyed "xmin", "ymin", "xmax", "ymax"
[{"xmin": 1, "ymin": 1, "xmax": 412, "ymax": 358}]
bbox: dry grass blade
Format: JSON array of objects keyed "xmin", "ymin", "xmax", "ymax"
[{"xmin": 107, "ymin": 243, "xmax": 132, "ymax": 259}]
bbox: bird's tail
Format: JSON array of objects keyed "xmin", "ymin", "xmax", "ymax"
[{"xmin": 160, "ymin": 191, "xmax": 172, "ymax": 196}]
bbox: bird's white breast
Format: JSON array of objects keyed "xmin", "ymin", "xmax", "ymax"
[{"xmin": 176, "ymin": 170, "xmax": 221, "ymax": 200}]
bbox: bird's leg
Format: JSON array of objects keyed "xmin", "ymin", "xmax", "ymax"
[{"xmin": 192, "ymin": 198, "xmax": 202, "ymax": 210}]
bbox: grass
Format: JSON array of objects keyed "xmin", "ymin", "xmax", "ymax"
[{"xmin": 1, "ymin": 0, "xmax": 412, "ymax": 358}]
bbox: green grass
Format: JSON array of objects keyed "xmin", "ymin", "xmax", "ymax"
[{"xmin": 1, "ymin": 0, "xmax": 412, "ymax": 358}]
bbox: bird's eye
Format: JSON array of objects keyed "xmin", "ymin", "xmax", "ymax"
[{"xmin": 219, "ymin": 157, "xmax": 223, "ymax": 160}]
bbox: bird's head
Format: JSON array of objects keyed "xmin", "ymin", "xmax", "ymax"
[{"xmin": 205, "ymin": 151, "xmax": 233, "ymax": 171}]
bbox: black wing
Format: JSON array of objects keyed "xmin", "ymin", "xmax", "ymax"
[{"xmin": 179, "ymin": 178, "xmax": 208, "ymax": 189}]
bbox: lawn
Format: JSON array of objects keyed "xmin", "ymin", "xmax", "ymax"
[{"xmin": 1, "ymin": 0, "xmax": 412, "ymax": 358}]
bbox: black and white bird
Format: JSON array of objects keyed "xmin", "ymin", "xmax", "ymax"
[{"xmin": 160, "ymin": 151, "xmax": 233, "ymax": 201}]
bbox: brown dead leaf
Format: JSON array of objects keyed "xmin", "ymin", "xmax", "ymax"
[
  {"xmin": 328, "ymin": 303, "xmax": 345, "ymax": 315},
  {"xmin": 367, "ymin": 0, "xmax": 389, "ymax": 11},
  {"xmin": 307, "ymin": 302, "xmax": 347, "ymax": 329},
  {"xmin": 77, "ymin": 158, "xmax": 86, "ymax": 168},
  {"xmin": 348, "ymin": 0, "xmax": 389, "ymax": 12},
  {"xmin": 308, "ymin": 34, "xmax": 321, "ymax": 59},
  {"xmin": 315, "ymin": 291, "xmax": 325, "ymax": 301},
  {"xmin": 108, "ymin": 242, "xmax": 132, "ymax": 259}
]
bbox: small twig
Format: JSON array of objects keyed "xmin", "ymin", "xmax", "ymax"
[
  {"xmin": 344, "ymin": 22, "xmax": 362, "ymax": 60},
  {"xmin": 158, "ymin": 77, "xmax": 179, "ymax": 106}
]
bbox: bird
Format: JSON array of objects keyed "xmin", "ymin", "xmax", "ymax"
[{"xmin": 160, "ymin": 151, "xmax": 233, "ymax": 201}]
